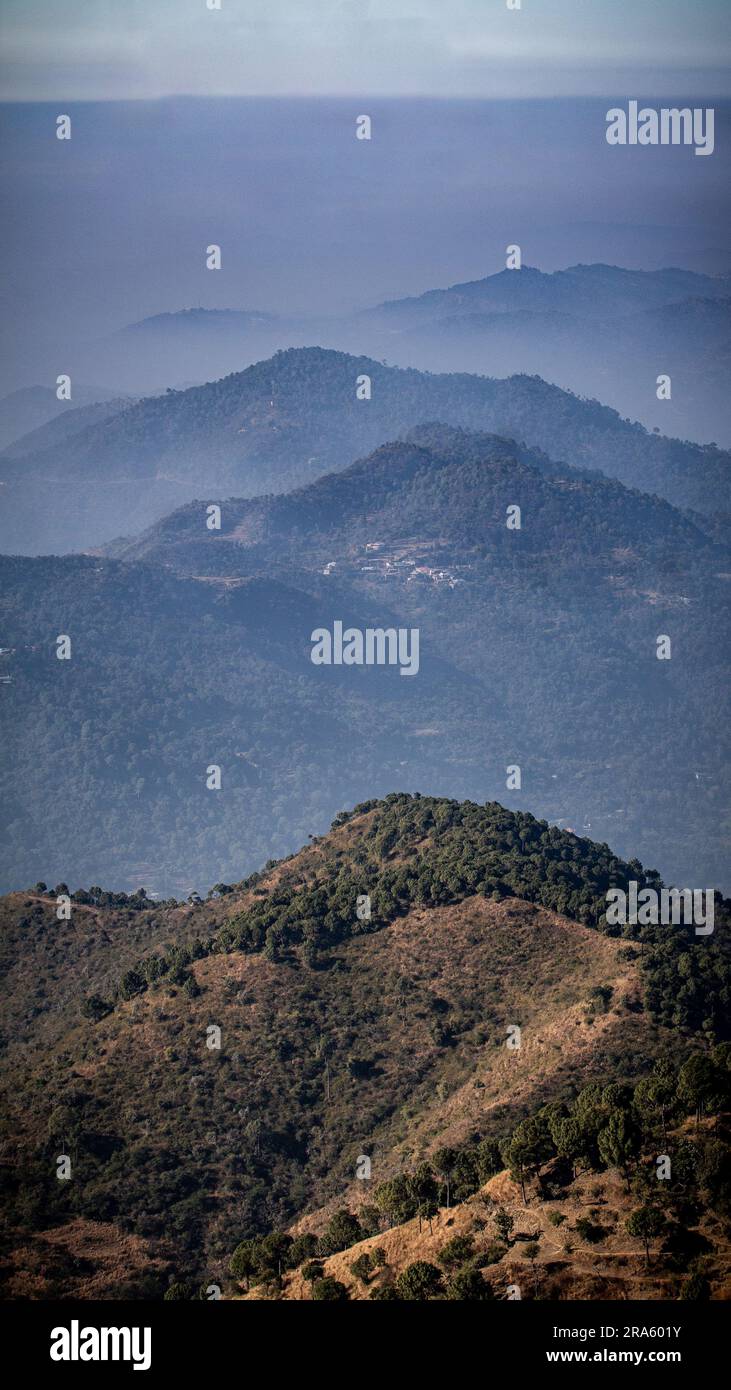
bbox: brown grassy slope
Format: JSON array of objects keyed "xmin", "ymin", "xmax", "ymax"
[
  {"xmin": 37, "ymin": 895, "xmax": 643, "ymax": 1160},
  {"xmin": 280, "ymin": 898, "xmax": 658, "ymax": 1232},
  {"xmin": 0, "ymin": 1218, "xmax": 172, "ymax": 1300},
  {"xmin": 243, "ymin": 1159, "xmax": 731, "ymax": 1302},
  {"xmin": 1, "ymin": 889, "xmax": 667, "ymax": 1297},
  {"xmin": 0, "ymin": 803, "xmax": 681, "ymax": 1298},
  {"xmin": 0, "ymin": 893, "xmax": 198, "ymax": 1061},
  {"xmin": 0, "ymin": 809, "xmax": 378, "ymax": 1063}
]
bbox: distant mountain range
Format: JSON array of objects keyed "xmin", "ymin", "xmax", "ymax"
[
  {"xmin": 1, "ymin": 345, "xmax": 729, "ymax": 554},
  {"xmin": 31, "ymin": 261, "xmax": 731, "ymax": 450},
  {"xmin": 1, "ymin": 424, "xmax": 728, "ymax": 894},
  {"xmin": 353, "ymin": 265, "xmax": 730, "ymax": 447},
  {"xmin": 368, "ymin": 263, "xmax": 731, "ymax": 323},
  {"xmin": 374, "ymin": 294, "xmax": 731, "ymax": 448}
]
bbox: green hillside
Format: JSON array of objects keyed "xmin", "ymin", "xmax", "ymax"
[
  {"xmin": 2, "ymin": 346, "xmax": 729, "ymax": 552},
  {"xmin": 1, "ymin": 425, "xmax": 728, "ymax": 893}
]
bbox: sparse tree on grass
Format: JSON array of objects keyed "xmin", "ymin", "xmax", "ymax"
[
  {"xmin": 437, "ymin": 1234, "xmax": 474, "ymax": 1271},
  {"xmin": 395, "ymin": 1260, "xmax": 444, "ymax": 1301},
  {"xmin": 597, "ymin": 1109, "xmax": 640, "ymax": 1190},
  {"xmin": 349, "ymin": 1252, "xmax": 373, "ymax": 1286},
  {"xmin": 301, "ymin": 1259, "xmax": 324, "ymax": 1295},
  {"xmin": 434, "ymin": 1147, "xmax": 457, "ymax": 1209},
  {"xmin": 447, "ymin": 1266, "xmax": 493, "ymax": 1300},
  {"xmin": 229, "ymin": 1239, "xmax": 258, "ymax": 1291},
  {"xmin": 626, "ymin": 1204, "xmax": 667, "ymax": 1268},
  {"xmin": 524, "ymin": 1240, "xmax": 540, "ymax": 1297},
  {"xmin": 494, "ymin": 1207, "xmax": 514, "ymax": 1246},
  {"xmin": 312, "ymin": 1276, "xmax": 349, "ymax": 1301}
]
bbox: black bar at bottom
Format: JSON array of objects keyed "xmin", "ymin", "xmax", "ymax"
[{"xmin": 4, "ymin": 1298, "xmax": 722, "ymax": 1376}]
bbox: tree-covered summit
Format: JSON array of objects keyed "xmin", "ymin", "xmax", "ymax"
[{"xmin": 112, "ymin": 793, "xmax": 730, "ymax": 1040}]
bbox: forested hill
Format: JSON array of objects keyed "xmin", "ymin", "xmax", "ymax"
[
  {"xmin": 98, "ymin": 790, "xmax": 731, "ymax": 1042},
  {"xmin": 109, "ymin": 422, "xmax": 720, "ymax": 572},
  {"xmin": 1, "ymin": 793, "xmax": 728, "ymax": 1298},
  {"xmin": 1, "ymin": 421, "xmax": 728, "ymax": 893},
  {"xmin": 2, "ymin": 346, "xmax": 729, "ymax": 553}
]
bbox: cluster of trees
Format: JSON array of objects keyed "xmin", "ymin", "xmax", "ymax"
[
  {"xmin": 223, "ymin": 1048, "xmax": 730, "ymax": 1300},
  {"xmin": 368, "ymin": 1142, "xmax": 502, "ymax": 1224},
  {"xmin": 30, "ymin": 883, "xmax": 176, "ymax": 912},
  {"xmin": 227, "ymin": 1211, "xmax": 494, "ymax": 1301},
  {"xmin": 500, "ymin": 1051, "xmax": 730, "ymax": 1198}
]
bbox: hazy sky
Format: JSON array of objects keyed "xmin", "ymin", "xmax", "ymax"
[
  {"xmin": 1, "ymin": 0, "xmax": 729, "ymax": 100},
  {"xmin": 1, "ymin": 4, "xmax": 729, "ymax": 392}
]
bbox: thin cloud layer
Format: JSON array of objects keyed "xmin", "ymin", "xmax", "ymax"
[{"xmin": 0, "ymin": 0, "xmax": 729, "ymax": 100}]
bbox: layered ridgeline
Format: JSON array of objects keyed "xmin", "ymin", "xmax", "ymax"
[
  {"xmin": 1, "ymin": 345, "xmax": 730, "ymax": 553},
  {"xmin": 1, "ymin": 795, "xmax": 729, "ymax": 1298},
  {"xmin": 0, "ymin": 383, "xmax": 127, "ymax": 453},
  {"xmin": 358, "ymin": 264, "xmax": 731, "ymax": 449},
  {"xmin": 368, "ymin": 297, "xmax": 731, "ymax": 454},
  {"xmin": 111, "ymin": 420, "xmax": 724, "ymax": 570},
  {"xmin": 1, "ymin": 425, "xmax": 728, "ymax": 893},
  {"xmin": 58, "ymin": 264, "xmax": 731, "ymax": 452},
  {"xmin": 0, "ymin": 394, "xmax": 136, "ymax": 461}
]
